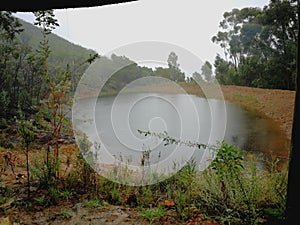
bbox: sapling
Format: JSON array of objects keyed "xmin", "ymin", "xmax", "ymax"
[{"xmin": 16, "ymin": 107, "xmax": 36, "ymax": 198}]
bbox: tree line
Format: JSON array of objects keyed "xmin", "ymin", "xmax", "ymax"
[{"xmin": 212, "ymin": 0, "xmax": 298, "ymax": 90}]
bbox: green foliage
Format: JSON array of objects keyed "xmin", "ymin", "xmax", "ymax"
[
  {"xmin": 140, "ymin": 205, "xmax": 166, "ymax": 222},
  {"xmin": 78, "ymin": 134, "xmax": 92, "ymax": 156},
  {"xmin": 0, "ymin": 12, "xmax": 97, "ymax": 122},
  {"xmin": 31, "ymin": 153, "xmax": 60, "ymax": 188},
  {"xmin": 136, "ymin": 131, "xmax": 287, "ymax": 224},
  {"xmin": 154, "ymin": 67, "xmax": 185, "ymax": 82},
  {"xmin": 100, "ymin": 51, "xmax": 186, "ymax": 94},
  {"xmin": 167, "ymin": 51, "xmax": 180, "ymax": 69},
  {"xmin": 191, "ymin": 152, "xmax": 287, "ymax": 225},
  {"xmin": 136, "ymin": 186, "xmax": 154, "ymax": 207},
  {"xmin": 48, "ymin": 208, "xmax": 72, "ymax": 220},
  {"xmin": 0, "ymin": 13, "xmax": 27, "ymax": 118},
  {"xmin": 213, "ymin": 1, "xmax": 297, "ymax": 90},
  {"xmin": 69, "ymin": 153, "xmax": 98, "ymax": 192},
  {"xmin": 0, "ymin": 134, "xmax": 287, "ymax": 224},
  {"xmin": 137, "ymin": 130, "xmax": 208, "ymax": 149},
  {"xmin": 34, "ymin": 196, "xmax": 47, "ymax": 206},
  {"xmin": 0, "ymin": 11, "xmax": 23, "ymax": 40},
  {"xmin": 33, "ymin": 10, "xmax": 59, "ymax": 35},
  {"xmin": 82, "ymin": 198, "xmax": 103, "ymax": 209},
  {"xmin": 60, "ymin": 208, "xmax": 72, "ymax": 219},
  {"xmin": 18, "ymin": 19, "xmax": 96, "ymax": 68},
  {"xmin": 211, "ymin": 141, "xmax": 245, "ymax": 179},
  {"xmin": 60, "ymin": 190, "xmax": 71, "ymax": 200},
  {"xmin": 192, "ymin": 71, "xmax": 204, "ymax": 83},
  {"xmin": 201, "ymin": 61, "xmax": 213, "ymax": 83},
  {"xmin": 0, "ymin": 177, "xmax": 9, "ymax": 200},
  {"xmin": 16, "ymin": 107, "xmax": 36, "ymax": 198},
  {"xmin": 16, "ymin": 109, "xmax": 35, "ymax": 149},
  {"xmin": 35, "ymin": 104, "xmax": 51, "ymax": 129},
  {"xmin": 0, "ymin": 91, "xmax": 10, "ymax": 118},
  {"xmin": 232, "ymin": 93, "xmax": 259, "ymax": 105},
  {"xmin": 49, "ymin": 187, "xmax": 61, "ymax": 205}
]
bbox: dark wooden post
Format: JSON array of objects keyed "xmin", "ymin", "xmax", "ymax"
[{"xmin": 286, "ymin": 1, "xmax": 300, "ymax": 223}]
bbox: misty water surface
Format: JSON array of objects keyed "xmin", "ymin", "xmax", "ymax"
[{"xmin": 83, "ymin": 93, "xmax": 289, "ymax": 170}]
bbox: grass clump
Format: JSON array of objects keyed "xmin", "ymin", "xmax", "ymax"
[
  {"xmin": 140, "ymin": 205, "xmax": 166, "ymax": 224},
  {"xmin": 190, "ymin": 142, "xmax": 287, "ymax": 225}
]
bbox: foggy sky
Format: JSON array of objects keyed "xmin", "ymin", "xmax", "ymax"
[{"xmin": 15, "ymin": 0, "xmax": 269, "ymax": 74}]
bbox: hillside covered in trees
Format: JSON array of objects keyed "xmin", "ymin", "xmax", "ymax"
[
  {"xmin": 18, "ymin": 19, "xmax": 97, "ymax": 72},
  {"xmin": 0, "ymin": 12, "xmax": 191, "ymax": 122},
  {"xmin": 0, "ymin": 12, "xmax": 98, "ymax": 121}
]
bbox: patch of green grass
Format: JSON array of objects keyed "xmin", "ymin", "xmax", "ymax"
[
  {"xmin": 60, "ymin": 190, "xmax": 71, "ymax": 200},
  {"xmin": 140, "ymin": 205, "xmax": 166, "ymax": 223},
  {"xmin": 0, "ymin": 146, "xmax": 7, "ymax": 151},
  {"xmin": 49, "ymin": 187, "xmax": 61, "ymax": 205},
  {"xmin": 233, "ymin": 93, "xmax": 259, "ymax": 105},
  {"xmin": 98, "ymin": 89, "xmax": 118, "ymax": 97},
  {"xmin": 34, "ymin": 196, "xmax": 47, "ymax": 206},
  {"xmin": 60, "ymin": 208, "xmax": 72, "ymax": 219},
  {"xmin": 83, "ymin": 198, "xmax": 103, "ymax": 209}
]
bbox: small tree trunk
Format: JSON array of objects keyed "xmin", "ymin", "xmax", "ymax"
[
  {"xmin": 26, "ymin": 144, "xmax": 30, "ymax": 199},
  {"xmin": 55, "ymin": 130, "xmax": 59, "ymax": 178}
]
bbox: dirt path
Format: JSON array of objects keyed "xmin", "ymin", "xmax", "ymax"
[{"xmin": 2, "ymin": 203, "xmax": 146, "ymax": 225}]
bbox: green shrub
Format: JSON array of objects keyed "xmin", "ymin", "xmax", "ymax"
[
  {"xmin": 140, "ymin": 205, "xmax": 166, "ymax": 223},
  {"xmin": 191, "ymin": 143, "xmax": 287, "ymax": 225},
  {"xmin": 49, "ymin": 187, "xmax": 61, "ymax": 205},
  {"xmin": 30, "ymin": 153, "xmax": 60, "ymax": 188}
]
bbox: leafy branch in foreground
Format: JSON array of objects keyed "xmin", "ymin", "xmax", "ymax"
[
  {"xmin": 137, "ymin": 130, "xmax": 208, "ymax": 150},
  {"xmin": 137, "ymin": 129, "xmax": 245, "ymax": 179}
]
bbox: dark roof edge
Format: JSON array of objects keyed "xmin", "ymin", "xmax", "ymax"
[{"xmin": 1, "ymin": 0, "xmax": 138, "ymax": 12}]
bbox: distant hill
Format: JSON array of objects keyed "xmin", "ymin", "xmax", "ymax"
[{"xmin": 17, "ymin": 18, "xmax": 98, "ymax": 70}]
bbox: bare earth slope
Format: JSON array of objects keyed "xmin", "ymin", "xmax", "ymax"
[
  {"xmin": 221, "ymin": 85, "xmax": 295, "ymax": 140},
  {"xmin": 179, "ymin": 83, "xmax": 295, "ymax": 140}
]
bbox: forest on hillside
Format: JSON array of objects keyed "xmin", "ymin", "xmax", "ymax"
[
  {"xmin": 0, "ymin": 11, "xmax": 97, "ymax": 121},
  {"xmin": 0, "ymin": 11, "xmax": 194, "ymax": 123}
]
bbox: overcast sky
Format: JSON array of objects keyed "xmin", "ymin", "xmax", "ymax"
[{"xmin": 15, "ymin": 0, "xmax": 269, "ymax": 74}]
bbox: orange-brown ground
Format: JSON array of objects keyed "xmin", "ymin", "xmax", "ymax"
[{"xmin": 221, "ymin": 85, "xmax": 294, "ymax": 140}]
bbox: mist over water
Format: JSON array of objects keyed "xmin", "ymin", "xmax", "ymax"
[{"xmin": 93, "ymin": 93, "xmax": 288, "ymax": 168}]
